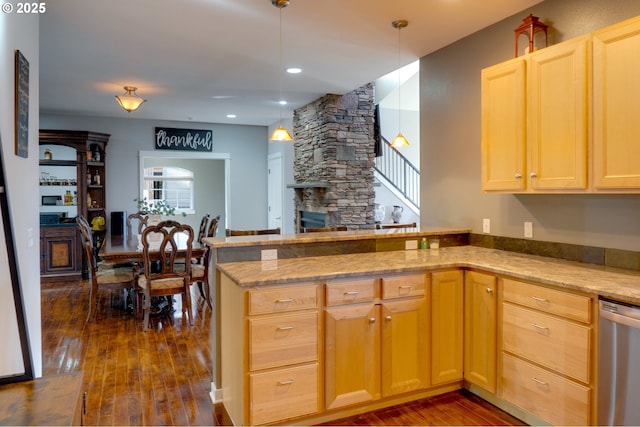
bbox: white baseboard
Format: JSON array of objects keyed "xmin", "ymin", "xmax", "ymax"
[{"xmin": 209, "ymin": 382, "xmax": 223, "ymax": 403}]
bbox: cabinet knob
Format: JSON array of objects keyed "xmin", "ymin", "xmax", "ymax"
[
  {"xmin": 530, "ymin": 172, "xmax": 537, "ymax": 178},
  {"xmin": 385, "ymin": 315, "xmax": 392, "ymax": 321},
  {"xmin": 369, "ymin": 317, "xmax": 376, "ymax": 323},
  {"xmin": 515, "ymin": 173, "xmax": 522, "ymax": 179},
  {"xmin": 486, "ymin": 287, "xmax": 493, "ymax": 294}
]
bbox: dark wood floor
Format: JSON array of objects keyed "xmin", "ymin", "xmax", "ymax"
[{"xmin": 41, "ymin": 279, "xmax": 526, "ymax": 426}]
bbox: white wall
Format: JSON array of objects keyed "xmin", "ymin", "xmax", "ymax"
[
  {"xmin": 40, "ymin": 114, "xmax": 269, "ymax": 232},
  {"xmin": 0, "ymin": 12, "xmax": 41, "ymax": 377},
  {"xmin": 420, "ymin": 0, "xmax": 640, "ymax": 251}
]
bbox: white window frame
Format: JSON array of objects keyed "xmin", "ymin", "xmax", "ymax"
[{"xmin": 143, "ymin": 166, "xmax": 194, "ymax": 214}]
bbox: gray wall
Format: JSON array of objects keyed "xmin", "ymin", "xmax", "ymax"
[
  {"xmin": 40, "ymin": 114, "xmax": 269, "ymax": 232},
  {"xmin": 421, "ymin": 0, "xmax": 640, "ymax": 251},
  {"xmin": 1, "ymin": 11, "xmax": 41, "ymax": 377}
]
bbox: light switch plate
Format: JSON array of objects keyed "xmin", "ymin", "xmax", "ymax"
[
  {"xmin": 261, "ymin": 249, "xmax": 278, "ymax": 261},
  {"xmin": 405, "ymin": 240, "xmax": 418, "ymax": 250},
  {"xmin": 483, "ymin": 218, "xmax": 491, "ymax": 234},
  {"xmin": 524, "ymin": 222, "xmax": 533, "ymax": 238}
]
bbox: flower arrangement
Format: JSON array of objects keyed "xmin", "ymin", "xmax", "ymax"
[{"xmin": 134, "ymin": 197, "xmax": 186, "ymax": 217}]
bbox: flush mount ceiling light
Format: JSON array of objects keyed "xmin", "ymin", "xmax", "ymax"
[
  {"xmin": 390, "ymin": 19, "xmax": 410, "ymax": 148},
  {"xmin": 269, "ymin": 0, "xmax": 293, "ymax": 141},
  {"xmin": 115, "ymin": 86, "xmax": 146, "ymax": 113}
]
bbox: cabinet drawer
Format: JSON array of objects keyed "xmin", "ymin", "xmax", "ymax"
[
  {"xmin": 249, "ymin": 312, "xmax": 318, "ymax": 371},
  {"xmin": 326, "ymin": 278, "xmax": 375, "ymax": 306},
  {"xmin": 381, "ymin": 273, "xmax": 426, "ymax": 300},
  {"xmin": 502, "ymin": 278, "xmax": 591, "ymax": 323},
  {"xmin": 250, "ymin": 363, "xmax": 319, "ymax": 425},
  {"xmin": 502, "ymin": 303, "xmax": 591, "ymax": 383},
  {"xmin": 501, "ymin": 353, "xmax": 590, "ymax": 426},
  {"xmin": 248, "ymin": 284, "xmax": 318, "ymax": 315}
]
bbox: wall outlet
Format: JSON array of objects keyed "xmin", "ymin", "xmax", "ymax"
[
  {"xmin": 405, "ymin": 240, "xmax": 418, "ymax": 250},
  {"xmin": 261, "ymin": 249, "xmax": 278, "ymax": 261},
  {"xmin": 524, "ymin": 221, "xmax": 533, "ymax": 238},
  {"xmin": 482, "ymin": 218, "xmax": 491, "ymax": 234}
]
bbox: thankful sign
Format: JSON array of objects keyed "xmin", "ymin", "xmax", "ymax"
[{"xmin": 154, "ymin": 127, "xmax": 213, "ymax": 152}]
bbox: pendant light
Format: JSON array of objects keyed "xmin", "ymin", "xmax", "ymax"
[
  {"xmin": 390, "ymin": 20, "xmax": 409, "ymax": 148},
  {"xmin": 115, "ymin": 86, "xmax": 146, "ymax": 113},
  {"xmin": 269, "ymin": 0, "xmax": 294, "ymax": 141}
]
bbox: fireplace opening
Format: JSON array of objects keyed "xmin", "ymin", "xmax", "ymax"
[{"xmin": 299, "ymin": 211, "xmax": 326, "ymax": 231}]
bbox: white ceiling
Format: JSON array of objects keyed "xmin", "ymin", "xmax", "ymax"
[{"xmin": 39, "ymin": 0, "xmax": 542, "ymax": 127}]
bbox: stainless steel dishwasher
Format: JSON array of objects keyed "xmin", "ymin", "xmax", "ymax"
[{"xmin": 598, "ymin": 298, "xmax": 640, "ymax": 426}]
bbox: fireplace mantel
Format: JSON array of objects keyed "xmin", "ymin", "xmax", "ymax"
[{"xmin": 287, "ymin": 182, "xmax": 329, "ymax": 201}]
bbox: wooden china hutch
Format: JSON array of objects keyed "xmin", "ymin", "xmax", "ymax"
[{"xmin": 39, "ymin": 130, "xmax": 109, "ymax": 281}]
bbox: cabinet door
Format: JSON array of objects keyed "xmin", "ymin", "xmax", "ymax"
[
  {"xmin": 325, "ymin": 304, "xmax": 380, "ymax": 409},
  {"xmin": 430, "ymin": 270, "xmax": 463, "ymax": 385},
  {"xmin": 481, "ymin": 58, "xmax": 526, "ymax": 191},
  {"xmin": 593, "ymin": 16, "xmax": 640, "ymax": 189},
  {"xmin": 464, "ymin": 271, "xmax": 497, "ymax": 393},
  {"xmin": 528, "ymin": 36, "xmax": 589, "ymax": 190},
  {"xmin": 380, "ymin": 298, "xmax": 428, "ymax": 396}
]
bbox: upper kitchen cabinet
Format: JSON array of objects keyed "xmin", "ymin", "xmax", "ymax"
[
  {"xmin": 481, "ymin": 35, "xmax": 589, "ymax": 192},
  {"xmin": 592, "ymin": 16, "xmax": 640, "ymax": 190}
]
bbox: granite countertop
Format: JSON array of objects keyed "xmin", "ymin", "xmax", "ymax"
[
  {"xmin": 203, "ymin": 226, "xmax": 470, "ymax": 248},
  {"xmin": 217, "ymin": 245, "xmax": 640, "ymax": 305}
]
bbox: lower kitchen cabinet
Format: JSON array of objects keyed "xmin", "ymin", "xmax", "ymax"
[
  {"xmin": 325, "ymin": 301, "xmax": 380, "ymax": 409},
  {"xmin": 430, "ymin": 270, "xmax": 463, "ymax": 385},
  {"xmin": 463, "ymin": 270, "xmax": 498, "ymax": 393},
  {"xmin": 40, "ymin": 225, "xmax": 82, "ymax": 281},
  {"xmin": 499, "ymin": 278, "xmax": 596, "ymax": 426}
]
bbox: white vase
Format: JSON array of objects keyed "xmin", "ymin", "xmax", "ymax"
[{"xmin": 391, "ymin": 206, "xmax": 403, "ymax": 223}]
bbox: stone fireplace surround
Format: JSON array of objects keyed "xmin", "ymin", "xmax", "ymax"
[{"xmin": 291, "ymin": 83, "xmax": 376, "ymax": 231}]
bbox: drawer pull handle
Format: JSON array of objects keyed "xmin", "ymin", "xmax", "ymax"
[
  {"xmin": 532, "ymin": 296, "xmax": 549, "ymax": 304},
  {"xmin": 369, "ymin": 317, "xmax": 376, "ymax": 323},
  {"xmin": 531, "ymin": 377, "xmax": 548, "ymax": 386},
  {"xmin": 276, "ymin": 298, "xmax": 293, "ymax": 303},
  {"xmin": 277, "ymin": 326, "xmax": 294, "ymax": 331},
  {"xmin": 399, "ymin": 285, "xmax": 413, "ymax": 290},
  {"xmin": 278, "ymin": 379, "xmax": 294, "ymax": 385},
  {"xmin": 344, "ymin": 291, "xmax": 360, "ymax": 296},
  {"xmin": 531, "ymin": 323, "xmax": 549, "ymax": 334}
]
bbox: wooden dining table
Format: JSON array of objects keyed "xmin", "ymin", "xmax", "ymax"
[{"xmin": 99, "ymin": 232, "xmax": 205, "ymax": 263}]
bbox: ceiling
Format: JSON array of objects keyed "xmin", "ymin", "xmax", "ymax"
[{"xmin": 39, "ymin": 0, "xmax": 542, "ymax": 127}]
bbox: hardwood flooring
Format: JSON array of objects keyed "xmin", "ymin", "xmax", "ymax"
[{"xmin": 40, "ymin": 279, "xmax": 526, "ymax": 426}]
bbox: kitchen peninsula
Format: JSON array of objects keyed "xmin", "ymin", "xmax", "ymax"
[{"xmin": 207, "ymin": 228, "xmax": 640, "ymax": 426}]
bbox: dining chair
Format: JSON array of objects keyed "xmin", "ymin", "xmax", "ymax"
[
  {"xmin": 302, "ymin": 226, "xmax": 348, "ymax": 232},
  {"xmin": 77, "ymin": 216, "xmax": 136, "ymax": 322},
  {"xmin": 376, "ymin": 222, "xmax": 417, "ymax": 229},
  {"xmin": 197, "ymin": 213, "xmax": 210, "ymax": 243},
  {"xmin": 225, "ymin": 227, "xmax": 281, "ymax": 236},
  {"xmin": 207, "ymin": 214, "xmax": 220, "ymax": 238},
  {"xmin": 135, "ymin": 220, "xmax": 194, "ymax": 331},
  {"xmin": 127, "ymin": 211, "xmax": 148, "ymax": 235}
]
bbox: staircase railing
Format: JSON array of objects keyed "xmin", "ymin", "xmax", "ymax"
[{"xmin": 375, "ymin": 136, "xmax": 420, "ymax": 210}]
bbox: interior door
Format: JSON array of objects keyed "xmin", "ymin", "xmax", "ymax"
[{"xmin": 267, "ymin": 155, "xmax": 282, "ymax": 230}]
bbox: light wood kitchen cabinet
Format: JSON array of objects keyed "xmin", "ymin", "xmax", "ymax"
[
  {"xmin": 463, "ymin": 270, "xmax": 497, "ymax": 393},
  {"xmin": 430, "ymin": 270, "xmax": 463, "ymax": 386},
  {"xmin": 592, "ymin": 15, "xmax": 640, "ymax": 190},
  {"xmin": 499, "ymin": 278, "xmax": 596, "ymax": 426},
  {"xmin": 325, "ymin": 297, "xmax": 380, "ymax": 409},
  {"xmin": 481, "ymin": 35, "xmax": 589, "ymax": 192},
  {"xmin": 325, "ymin": 273, "xmax": 429, "ymax": 409},
  {"xmin": 220, "ymin": 278, "xmax": 321, "ymax": 426}
]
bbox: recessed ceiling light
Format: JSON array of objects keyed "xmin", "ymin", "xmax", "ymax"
[
  {"xmin": 286, "ymin": 67, "xmax": 302, "ymax": 74},
  {"xmin": 279, "ymin": 100, "xmax": 287, "ymax": 106},
  {"xmin": 211, "ymin": 95, "xmax": 234, "ymax": 99},
  {"xmin": 226, "ymin": 114, "xmax": 237, "ymax": 118}
]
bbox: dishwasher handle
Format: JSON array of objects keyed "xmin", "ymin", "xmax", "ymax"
[{"xmin": 600, "ymin": 300, "xmax": 640, "ymax": 329}]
